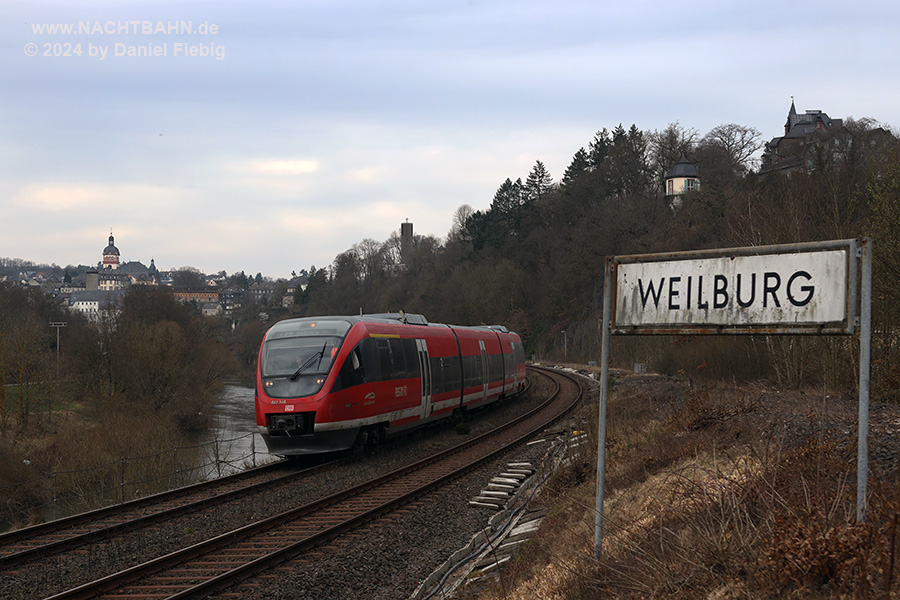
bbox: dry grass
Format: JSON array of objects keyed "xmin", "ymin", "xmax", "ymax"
[
  {"xmin": 463, "ymin": 372, "xmax": 900, "ymax": 599},
  {"xmin": 0, "ymin": 394, "xmax": 204, "ymax": 527}
]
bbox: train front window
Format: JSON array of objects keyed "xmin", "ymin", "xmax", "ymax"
[
  {"xmin": 261, "ymin": 321, "xmax": 349, "ymax": 398},
  {"xmin": 262, "ymin": 337, "xmax": 343, "ymax": 379}
]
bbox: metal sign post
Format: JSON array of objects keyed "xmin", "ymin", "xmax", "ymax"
[
  {"xmin": 857, "ymin": 238, "xmax": 872, "ymax": 521},
  {"xmin": 594, "ymin": 257, "xmax": 612, "ymax": 559},
  {"xmin": 593, "ymin": 239, "xmax": 871, "ymax": 559}
]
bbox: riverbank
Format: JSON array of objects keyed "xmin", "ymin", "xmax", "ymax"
[{"xmin": 0, "ymin": 383, "xmax": 267, "ymax": 531}]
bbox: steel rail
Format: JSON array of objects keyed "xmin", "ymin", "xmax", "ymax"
[
  {"xmin": 1, "ymin": 375, "xmax": 533, "ymax": 571},
  {"xmin": 45, "ymin": 366, "xmax": 579, "ymax": 600},
  {"xmin": 0, "ymin": 460, "xmax": 301, "ymax": 569}
]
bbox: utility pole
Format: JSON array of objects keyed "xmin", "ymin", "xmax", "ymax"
[{"xmin": 49, "ymin": 321, "xmax": 67, "ymax": 378}]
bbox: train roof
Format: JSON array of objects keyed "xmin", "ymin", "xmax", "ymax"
[
  {"xmin": 361, "ymin": 312, "xmax": 429, "ymax": 325},
  {"xmin": 270, "ymin": 313, "xmax": 518, "ymax": 337},
  {"xmin": 361, "ymin": 314, "xmax": 514, "ymax": 335}
]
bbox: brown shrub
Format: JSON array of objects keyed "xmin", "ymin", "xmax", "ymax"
[{"xmin": 762, "ymin": 508, "xmax": 875, "ymax": 595}]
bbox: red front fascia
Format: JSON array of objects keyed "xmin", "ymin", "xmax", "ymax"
[
  {"xmin": 255, "ymin": 323, "xmax": 364, "ymax": 427},
  {"xmin": 256, "ymin": 320, "xmax": 435, "ymax": 429}
]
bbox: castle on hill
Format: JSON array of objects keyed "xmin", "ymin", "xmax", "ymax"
[{"xmin": 95, "ymin": 231, "xmax": 159, "ymax": 290}]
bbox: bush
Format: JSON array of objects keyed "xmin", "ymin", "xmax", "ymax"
[{"xmin": 455, "ymin": 422, "xmax": 471, "ymax": 435}]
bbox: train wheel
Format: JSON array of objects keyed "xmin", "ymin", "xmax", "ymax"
[
  {"xmin": 364, "ymin": 429, "xmax": 378, "ymax": 455},
  {"xmin": 361, "ymin": 424, "xmax": 387, "ymax": 455},
  {"xmin": 450, "ymin": 407, "xmax": 467, "ymax": 423}
]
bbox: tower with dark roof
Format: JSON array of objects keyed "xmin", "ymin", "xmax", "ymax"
[
  {"xmin": 102, "ymin": 232, "xmax": 120, "ymax": 269},
  {"xmin": 762, "ymin": 99, "xmax": 844, "ymax": 173},
  {"xmin": 664, "ymin": 155, "xmax": 700, "ymax": 198}
]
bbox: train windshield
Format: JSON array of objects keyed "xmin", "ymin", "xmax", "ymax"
[{"xmin": 260, "ymin": 319, "xmax": 351, "ymax": 397}]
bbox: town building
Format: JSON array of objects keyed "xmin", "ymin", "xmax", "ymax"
[
  {"xmin": 220, "ymin": 287, "xmax": 246, "ymax": 317},
  {"xmin": 102, "ymin": 233, "xmax": 120, "ymax": 269},
  {"xmin": 65, "ymin": 233, "xmax": 163, "ymax": 320},
  {"xmin": 172, "ymin": 289, "xmax": 220, "ymax": 304},
  {"xmin": 119, "ymin": 258, "xmax": 160, "ymax": 286},
  {"xmin": 69, "ymin": 290, "xmax": 124, "ymax": 323},
  {"xmin": 664, "ymin": 155, "xmax": 700, "ymax": 201},
  {"xmin": 248, "ymin": 281, "xmax": 276, "ymax": 304},
  {"xmin": 97, "ymin": 232, "xmax": 159, "ymax": 286},
  {"xmin": 761, "ymin": 100, "xmax": 843, "ymax": 174}
]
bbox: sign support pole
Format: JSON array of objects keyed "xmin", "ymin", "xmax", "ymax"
[
  {"xmin": 594, "ymin": 257, "xmax": 613, "ymax": 559},
  {"xmin": 857, "ymin": 237, "xmax": 872, "ymax": 521},
  {"xmin": 593, "ymin": 239, "xmax": 870, "ymax": 552}
]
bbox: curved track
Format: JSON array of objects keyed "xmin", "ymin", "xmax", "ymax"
[
  {"xmin": 0, "ymin": 460, "xmax": 308, "ymax": 570},
  {"xmin": 8, "ymin": 366, "xmax": 581, "ymax": 600}
]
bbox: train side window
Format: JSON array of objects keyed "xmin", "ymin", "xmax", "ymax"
[
  {"xmin": 462, "ymin": 355, "xmax": 482, "ymax": 388},
  {"xmin": 387, "ymin": 338, "xmax": 406, "ymax": 379},
  {"xmin": 430, "ymin": 355, "xmax": 461, "ymax": 395},
  {"xmin": 513, "ymin": 341, "xmax": 525, "ymax": 365},
  {"xmin": 488, "ymin": 354, "xmax": 503, "ymax": 382},
  {"xmin": 391, "ymin": 338, "xmax": 420, "ymax": 379},
  {"xmin": 334, "ymin": 345, "xmax": 366, "ymax": 392},
  {"xmin": 374, "ymin": 338, "xmax": 393, "ymax": 379}
]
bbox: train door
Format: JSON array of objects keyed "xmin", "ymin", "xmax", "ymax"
[
  {"xmin": 416, "ymin": 339, "xmax": 433, "ymax": 418},
  {"xmin": 479, "ymin": 340, "xmax": 488, "ymax": 404}
]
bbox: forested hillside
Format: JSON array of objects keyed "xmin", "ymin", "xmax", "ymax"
[{"xmin": 296, "ymin": 119, "xmax": 900, "ymax": 397}]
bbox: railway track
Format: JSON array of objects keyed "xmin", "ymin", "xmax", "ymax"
[
  {"xmin": 4, "ymin": 366, "xmax": 581, "ymax": 600},
  {"xmin": 0, "ymin": 459, "xmax": 306, "ymax": 570}
]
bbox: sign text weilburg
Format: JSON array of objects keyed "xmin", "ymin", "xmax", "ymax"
[{"xmin": 614, "ymin": 248, "xmax": 849, "ymax": 330}]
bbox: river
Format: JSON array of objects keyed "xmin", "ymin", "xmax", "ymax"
[{"xmin": 204, "ymin": 383, "xmax": 277, "ymax": 476}]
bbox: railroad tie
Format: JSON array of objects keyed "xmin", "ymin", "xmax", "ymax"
[
  {"xmin": 491, "ymin": 477, "xmax": 520, "ymax": 486},
  {"xmin": 507, "ymin": 462, "xmax": 534, "ymax": 469},
  {"xmin": 468, "ymin": 461, "xmax": 535, "ymax": 510},
  {"xmin": 467, "ymin": 511, "xmax": 546, "ymax": 583},
  {"xmin": 480, "ymin": 490, "xmax": 510, "ymax": 498},
  {"xmin": 469, "ymin": 499, "xmax": 504, "ymax": 509}
]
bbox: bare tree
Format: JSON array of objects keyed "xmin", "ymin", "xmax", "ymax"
[
  {"xmin": 11, "ymin": 316, "xmax": 44, "ymax": 425},
  {"xmin": 450, "ymin": 204, "xmax": 475, "ymax": 241},
  {"xmin": 353, "ymin": 238, "xmax": 387, "ymax": 285},
  {"xmin": 650, "ymin": 122, "xmax": 699, "ymax": 184},
  {"xmin": 171, "ymin": 266, "xmax": 206, "ymax": 290},
  {"xmin": 0, "ymin": 325, "xmax": 8, "ymax": 430},
  {"xmin": 700, "ymin": 123, "xmax": 763, "ymax": 174}
]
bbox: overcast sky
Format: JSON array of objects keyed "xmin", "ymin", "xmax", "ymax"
[{"xmin": 3, "ymin": 0, "xmax": 899, "ymax": 279}]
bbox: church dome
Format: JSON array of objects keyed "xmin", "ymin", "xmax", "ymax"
[{"xmin": 103, "ymin": 234, "xmax": 120, "ymax": 256}]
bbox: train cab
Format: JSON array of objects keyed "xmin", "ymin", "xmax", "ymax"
[{"xmin": 255, "ymin": 314, "xmax": 526, "ymax": 457}]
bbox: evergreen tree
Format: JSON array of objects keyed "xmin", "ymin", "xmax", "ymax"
[
  {"xmin": 490, "ymin": 177, "xmax": 525, "ymax": 237},
  {"xmin": 525, "ymin": 160, "xmax": 553, "ymax": 202},
  {"xmin": 588, "ymin": 128, "xmax": 611, "ymax": 170},
  {"xmin": 561, "ymin": 148, "xmax": 590, "ymax": 188}
]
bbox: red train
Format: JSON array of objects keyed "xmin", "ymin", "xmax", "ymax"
[{"xmin": 255, "ymin": 313, "xmax": 527, "ymax": 456}]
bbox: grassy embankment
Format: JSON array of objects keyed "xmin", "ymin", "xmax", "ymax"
[
  {"xmin": 0, "ymin": 392, "xmax": 211, "ymax": 529},
  {"xmin": 466, "ymin": 369, "xmax": 900, "ymax": 599}
]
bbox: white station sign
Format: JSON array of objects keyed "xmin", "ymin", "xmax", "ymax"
[{"xmin": 615, "ymin": 249, "xmax": 849, "ymax": 329}]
